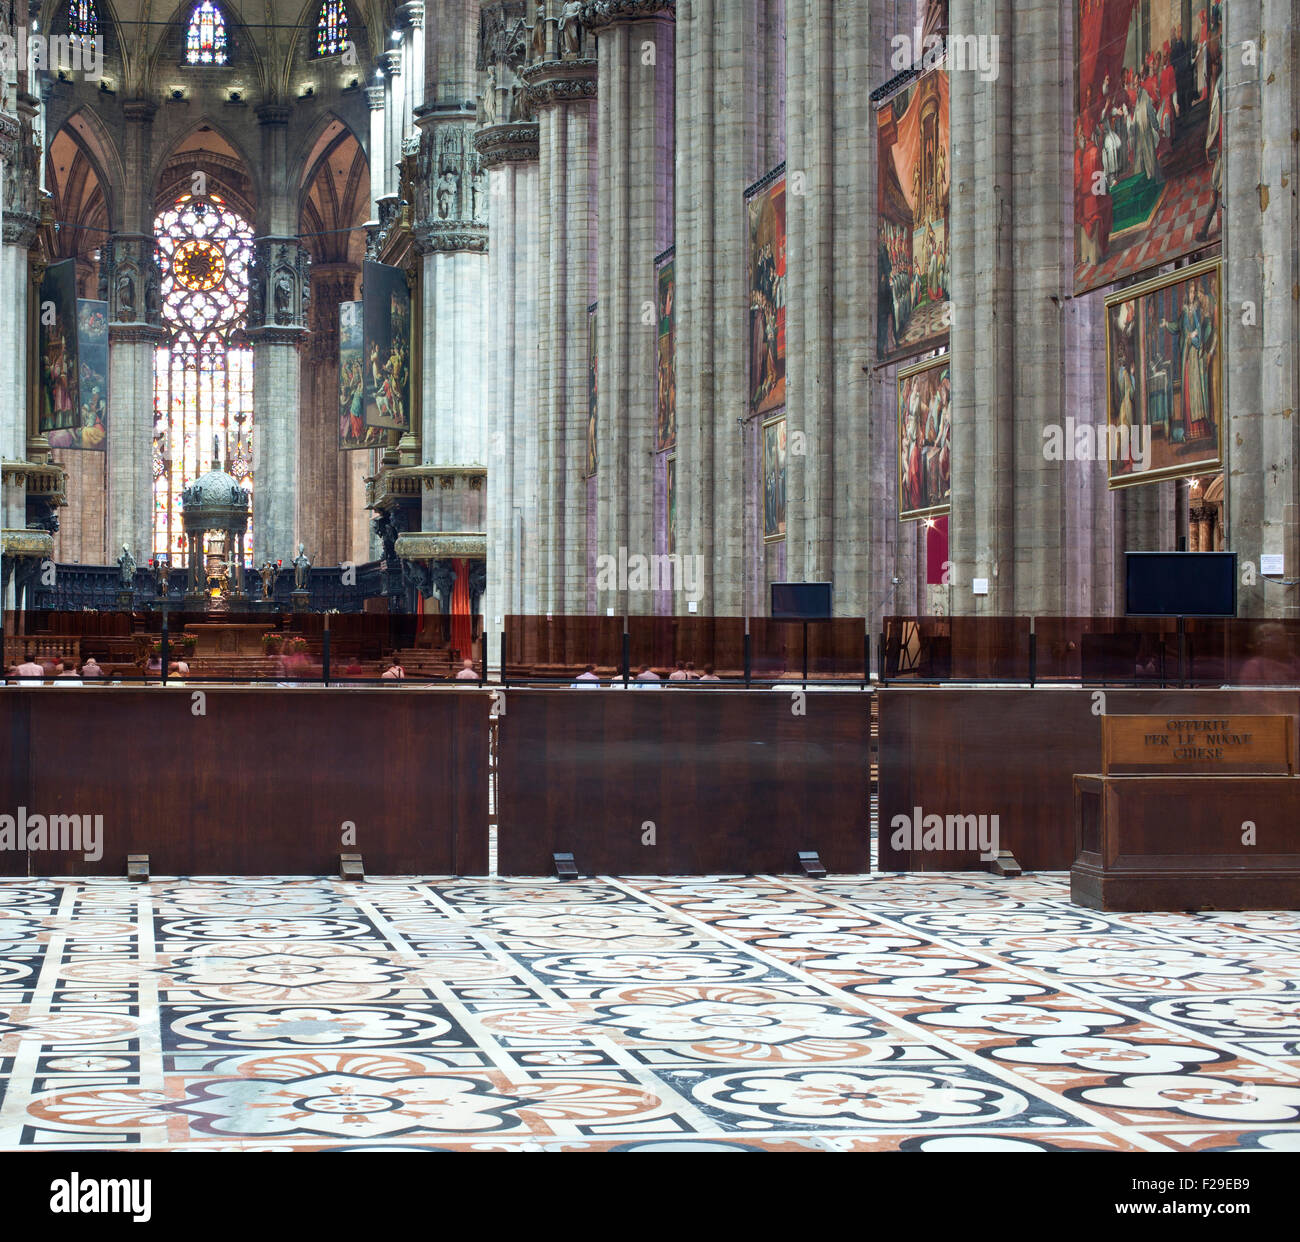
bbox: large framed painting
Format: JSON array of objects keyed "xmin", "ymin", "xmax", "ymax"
[
  {"xmin": 48, "ymin": 299, "xmax": 108, "ymax": 451},
  {"xmin": 586, "ymin": 301, "xmax": 597, "ymax": 477},
  {"xmin": 762, "ymin": 416, "xmax": 787, "ymax": 542},
  {"xmin": 1074, "ymin": 0, "xmax": 1224, "ymax": 294},
  {"xmin": 655, "ymin": 249, "xmax": 675, "ymax": 452},
  {"xmin": 666, "ymin": 454, "xmax": 677, "ymax": 555},
  {"xmin": 1105, "ymin": 257, "xmax": 1222, "ymax": 489},
  {"xmin": 746, "ymin": 168, "xmax": 786, "ymax": 417},
  {"xmin": 339, "ymin": 300, "xmax": 380, "ymax": 449},
  {"xmin": 361, "ymin": 260, "xmax": 411, "ymax": 432},
  {"xmin": 897, "ymin": 354, "xmax": 952, "ymax": 522},
  {"xmin": 39, "ymin": 259, "xmax": 80, "ymax": 442},
  {"xmin": 876, "ymin": 70, "xmax": 950, "ymax": 364}
]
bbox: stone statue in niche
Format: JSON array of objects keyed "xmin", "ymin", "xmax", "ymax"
[
  {"xmin": 471, "ymin": 170, "xmax": 486, "ymax": 221},
  {"xmin": 292, "ymin": 543, "xmax": 312, "ymax": 590},
  {"xmin": 560, "ymin": 1, "xmax": 583, "ymax": 57},
  {"xmin": 437, "ymin": 171, "xmax": 458, "ymax": 220},
  {"xmin": 531, "ymin": 1, "xmax": 547, "ymax": 59},
  {"xmin": 482, "ymin": 65, "xmax": 499, "ymax": 125},
  {"xmin": 273, "ymin": 269, "xmax": 294, "ymax": 324},
  {"xmin": 144, "ymin": 265, "xmax": 161, "ymax": 319},
  {"xmin": 117, "ymin": 544, "xmax": 136, "ymax": 587},
  {"xmin": 116, "ymin": 270, "xmax": 135, "ymax": 321},
  {"xmin": 248, "ymin": 261, "xmax": 265, "ymax": 325}
]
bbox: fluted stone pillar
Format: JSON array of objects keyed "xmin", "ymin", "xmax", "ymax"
[
  {"xmin": 525, "ymin": 51, "xmax": 598, "ymax": 616},
  {"xmin": 584, "ymin": 1, "xmax": 675, "ymax": 616},
  {"xmin": 367, "ymin": 85, "xmax": 388, "ymax": 209},
  {"xmin": 0, "ymin": 111, "xmax": 34, "ymax": 540},
  {"xmin": 785, "ymin": 1, "xmax": 885, "ymax": 622},
  {"xmin": 478, "ymin": 120, "xmax": 540, "ymax": 631},
  {"xmin": 1224, "ymin": 0, "xmax": 1300, "ymax": 616},
  {"xmin": 249, "ymin": 105, "xmax": 309, "ymax": 564}
]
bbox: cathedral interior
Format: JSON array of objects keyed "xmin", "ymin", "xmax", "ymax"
[{"xmin": 2, "ymin": 0, "xmax": 1300, "ymax": 1171}]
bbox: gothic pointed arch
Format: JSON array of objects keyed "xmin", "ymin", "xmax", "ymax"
[{"xmin": 151, "ymin": 120, "xmax": 259, "ymax": 224}]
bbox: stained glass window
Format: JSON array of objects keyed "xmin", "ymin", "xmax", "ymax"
[
  {"xmin": 184, "ymin": 0, "xmax": 228, "ymax": 65},
  {"xmin": 314, "ymin": 0, "xmax": 348, "ymax": 57},
  {"xmin": 152, "ymin": 195, "xmax": 255, "ymax": 562},
  {"xmin": 69, "ymin": 0, "xmax": 97, "ymax": 38}
]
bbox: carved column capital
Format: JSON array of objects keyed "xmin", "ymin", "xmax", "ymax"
[
  {"xmin": 521, "ymin": 57, "xmax": 598, "ymax": 110},
  {"xmin": 580, "ymin": 0, "xmax": 675, "ymax": 32},
  {"xmin": 473, "ymin": 121, "xmax": 540, "ymax": 168}
]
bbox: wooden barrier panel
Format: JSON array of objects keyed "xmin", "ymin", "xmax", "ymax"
[
  {"xmin": 1072, "ymin": 774, "xmax": 1300, "ymax": 910},
  {"xmin": 0, "ymin": 687, "xmax": 490, "ymax": 876},
  {"xmin": 496, "ymin": 689, "xmax": 870, "ymax": 875},
  {"xmin": 878, "ymin": 687, "xmax": 1300, "ymax": 871}
]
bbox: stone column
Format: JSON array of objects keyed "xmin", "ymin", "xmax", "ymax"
[
  {"xmin": 524, "ymin": 50, "xmax": 598, "ymax": 617},
  {"xmin": 366, "ymin": 85, "xmax": 388, "ymax": 208},
  {"xmin": 300, "ymin": 262, "xmax": 359, "ymax": 565},
  {"xmin": 382, "ymin": 50, "xmax": 404, "ymax": 215},
  {"xmin": 583, "ymin": 1, "xmax": 674, "ymax": 616},
  {"xmin": 1224, "ymin": 0, "xmax": 1299, "ymax": 617},
  {"xmin": 477, "ymin": 108, "xmax": 540, "ymax": 630},
  {"xmin": 249, "ymin": 105, "xmax": 310, "ymax": 565}
]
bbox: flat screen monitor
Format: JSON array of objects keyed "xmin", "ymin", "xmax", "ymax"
[
  {"xmin": 1125, "ymin": 552, "xmax": 1237, "ymax": 618},
  {"xmin": 771, "ymin": 582, "xmax": 832, "ymax": 621}
]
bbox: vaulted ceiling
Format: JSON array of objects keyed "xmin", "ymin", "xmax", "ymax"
[{"xmin": 37, "ymin": 0, "xmax": 392, "ymax": 99}]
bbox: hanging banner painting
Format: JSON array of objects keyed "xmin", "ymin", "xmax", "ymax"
[
  {"xmin": 897, "ymin": 354, "xmax": 952, "ymax": 522},
  {"xmin": 361, "ymin": 260, "xmax": 411, "ymax": 432},
  {"xmin": 747, "ymin": 168, "xmax": 786, "ymax": 416},
  {"xmin": 1104, "ymin": 258, "xmax": 1222, "ymax": 489},
  {"xmin": 876, "ymin": 71, "xmax": 950, "ymax": 364},
  {"xmin": 39, "ymin": 259, "xmax": 80, "ymax": 443},
  {"xmin": 339, "ymin": 300, "xmax": 379, "ymax": 449},
  {"xmin": 762, "ymin": 416, "xmax": 787, "ymax": 542},
  {"xmin": 666, "ymin": 454, "xmax": 677, "ymax": 555},
  {"xmin": 1074, "ymin": 0, "xmax": 1224, "ymax": 294},
  {"xmin": 656, "ymin": 250, "xmax": 676, "ymax": 452},
  {"xmin": 60, "ymin": 299, "xmax": 109, "ymax": 451},
  {"xmin": 586, "ymin": 301, "xmax": 598, "ymax": 477}
]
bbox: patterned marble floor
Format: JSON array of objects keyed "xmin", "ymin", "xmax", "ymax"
[{"xmin": 1, "ymin": 872, "xmax": 1299, "ymax": 1152}]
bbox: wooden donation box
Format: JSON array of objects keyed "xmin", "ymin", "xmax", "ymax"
[{"xmin": 1072, "ymin": 715, "xmax": 1300, "ymax": 911}]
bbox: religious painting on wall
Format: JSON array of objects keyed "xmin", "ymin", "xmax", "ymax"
[
  {"xmin": 1074, "ymin": 0, "xmax": 1224, "ymax": 294},
  {"xmin": 762, "ymin": 416, "xmax": 787, "ymax": 542},
  {"xmin": 339, "ymin": 300, "xmax": 380, "ymax": 450},
  {"xmin": 1104, "ymin": 258, "xmax": 1221, "ymax": 489},
  {"xmin": 39, "ymin": 259, "xmax": 80, "ymax": 442},
  {"xmin": 747, "ymin": 168, "xmax": 786, "ymax": 417},
  {"xmin": 361, "ymin": 260, "xmax": 411, "ymax": 432},
  {"xmin": 876, "ymin": 70, "xmax": 950, "ymax": 364},
  {"xmin": 656, "ymin": 250, "xmax": 676, "ymax": 452},
  {"xmin": 897, "ymin": 354, "xmax": 952, "ymax": 521},
  {"xmin": 666, "ymin": 454, "xmax": 677, "ymax": 555},
  {"xmin": 51, "ymin": 299, "xmax": 109, "ymax": 451},
  {"xmin": 586, "ymin": 301, "xmax": 598, "ymax": 477}
]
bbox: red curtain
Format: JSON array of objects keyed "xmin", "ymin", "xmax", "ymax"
[
  {"xmin": 1078, "ymin": 0, "xmax": 1138, "ymax": 125},
  {"xmin": 925, "ymin": 516, "xmax": 950, "ymax": 586},
  {"xmin": 450, "ymin": 557, "xmax": 473, "ymax": 660}
]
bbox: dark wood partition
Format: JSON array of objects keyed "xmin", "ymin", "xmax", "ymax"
[
  {"xmin": 0, "ymin": 687, "xmax": 490, "ymax": 876},
  {"xmin": 878, "ymin": 687, "xmax": 1300, "ymax": 871},
  {"xmin": 496, "ymin": 689, "xmax": 870, "ymax": 875}
]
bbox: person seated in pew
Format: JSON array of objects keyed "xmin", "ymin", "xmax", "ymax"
[
  {"xmin": 698, "ymin": 664, "xmax": 721, "ymax": 682},
  {"xmin": 572, "ymin": 664, "xmax": 601, "ymax": 687},
  {"xmin": 168, "ymin": 659, "xmax": 189, "ymax": 679},
  {"xmin": 13, "ymin": 658, "xmax": 45, "ymax": 681},
  {"xmin": 80, "ymin": 657, "xmax": 104, "ymax": 679},
  {"xmin": 634, "ymin": 664, "xmax": 661, "ymax": 683},
  {"xmin": 454, "ymin": 658, "xmax": 479, "ymax": 681},
  {"xmin": 381, "ymin": 659, "xmax": 406, "ymax": 680},
  {"xmin": 685, "ymin": 661, "xmax": 701, "ymax": 679},
  {"xmin": 56, "ymin": 657, "xmax": 81, "ymax": 679},
  {"xmin": 668, "ymin": 662, "xmax": 689, "ymax": 681}
]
